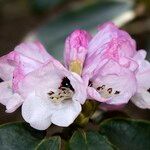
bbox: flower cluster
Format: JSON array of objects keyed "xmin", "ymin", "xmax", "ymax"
[{"xmin": 0, "ymin": 22, "xmax": 150, "ymax": 130}]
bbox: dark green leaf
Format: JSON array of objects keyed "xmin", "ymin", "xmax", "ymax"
[
  {"xmin": 69, "ymin": 130, "xmax": 115, "ymax": 150},
  {"xmin": 0, "ymin": 122, "xmax": 46, "ymax": 150},
  {"xmin": 100, "ymin": 118, "xmax": 150, "ymax": 150},
  {"xmin": 36, "ymin": 136, "xmax": 61, "ymax": 150}
]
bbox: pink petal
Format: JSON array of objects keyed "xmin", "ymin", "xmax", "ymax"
[
  {"xmin": 89, "ymin": 60, "xmax": 137, "ymax": 105},
  {"xmin": 0, "ymin": 55, "xmax": 14, "ymax": 81},
  {"xmin": 7, "ymin": 41, "xmax": 53, "ymax": 91},
  {"xmin": 14, "ymin": 41, "xmax": 52, "ymax": 63},
  {"xmin": 0, "ymin": 81, "xmax": 23, "ymax": 113},
  {"xmin": 90, "ymin": 22, "xmax": 136, "ymax": 58},
  {"xmin": 64, "ymin": 29, "xmax": 91, "ymax": 68}
]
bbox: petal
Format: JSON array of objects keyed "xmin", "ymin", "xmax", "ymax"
[
  {"xmin": 64, "ymin": 29, "xmax": 91, "ymax": 68},
  {"xmin": 131, "ymin": 89, "xmax": 150, "ymax": 109},
  {"xmin": 22, "ymin": 92, "xmax": 54, "ymax": 130},
  {"xmin": 0, "ymin": 81, "xmax": 23, "ymax": 112},
  {"xmin": 0, "ymin": 55, "xmax": 14, "ymax": 81},
  {"xmin": 87, "ymin": 87, "xmax": 103, "ymax": 101},
  {"xmin": 9, "ymin": 51, "xmax": 44, "ymax": 91},
  {"xmin": 18, "ymin": 61, "xmax": 63, "ymax": 98},
  {"xmin": 7, "ymin": 41, "xmax": 53, "ymax": 91},
  {"xmin": 51, "ymin": 100, "xmax": 81, "ymax": 127},
  {"xmin": 131, "ymin": 55, "xmax": 150, "ymax": 109},
  {"xmin": 6, "ymin": 93, "xmax": 24, "ymax": 113},
  {"xmin": 69, "ymin": 72, "xmax": 87, "ymax": 104},
  {"xmin": 89, "ymin": 22, "xmax": 136, "ymax": 58},
  {"xmin": 14, "ymin": 41, "xmax": 52, "ymax": 63}
]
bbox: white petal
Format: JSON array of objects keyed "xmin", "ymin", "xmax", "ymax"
[
  {"xmin": 6, "ymin": 93, "xmax": 24, "ymax": 113},
  {"xmin": 70, "ymin": 72, "xmax": 87, "ymax": 104},
  {"xmin": 22, "ymin": 92, "xmax": 54, "ymax": 130},
  {"xmin": 131, "ymin": 89, "xmax": 150, "ymax": 109},
  {"xmin": 0, "ymin": 81, "xmax": 23, "ymax": 112},
  {"xmin": 51, "ymin": 100, "xmax": 81, "ymax": 127}
]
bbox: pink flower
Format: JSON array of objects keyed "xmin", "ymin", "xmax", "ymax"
[
  {"xmin": 0, "ymin": 41, "xmax": 52, "ymax": 112},
  {"xmin": 64, "ymin": 29, "xmax": 91, "ymax": 75},
  {"xmin": 20, "ymin": 59, "xmax": 86, "ymax": 130},
  {"xmin": 82, "ymin": 22, "xmax": 138, "ymax": 105},
  {"xmin": 0, "ymin": 40, "xmax": 87, "ymax": 130},
  {"xmin": 131, "ymin": 50, "xmax": 150, "ymax": 109}
]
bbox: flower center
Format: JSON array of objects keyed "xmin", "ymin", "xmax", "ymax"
[
  {"xmin": 48, "ymin": 77, "xmax": 74, "ymax": 103},
  {"xmin": 90, "ymin": 81, "xmax": 120, "ymax": 99}
]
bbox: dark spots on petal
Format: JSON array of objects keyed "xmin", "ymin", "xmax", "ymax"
[
  {"xmin": 60, "ymin": 77, "xmax": 74, "ymax": 91},
  {"xmin": 147, "ymin": 88, "xmax": 150, "ymax": 93},
  {"xmin": 114, "ymin": 91, "xmax": 120, "ymax": 95},
  {"xmin": 48, "ymin": 91, "xmax": 54, "ymax": 95},
  {"xmin": 97, "ymin": 85, "xmax": 105, "ymax": 91},
  {"xmin": 101, "ymin": 85, "xmax": 105, "ymax": 89},
  {"xmin": 107, "ymin": 88, "xmax": 112, "ymax": 94},
  {"xmin": 97, "ymin": 87, "xmax": 101, "ymax": 90}
]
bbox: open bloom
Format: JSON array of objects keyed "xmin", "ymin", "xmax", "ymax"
[
  {"xmin": 81, "ymin": 22, "xmax": 138, "ymax": 105},
  {"xmin": 0, "ymin": 41, "xmax": 52, "ymax": 112},
  {"xmin": 20, "ymin": 59, "xmax": 86, "ymax": 130}
]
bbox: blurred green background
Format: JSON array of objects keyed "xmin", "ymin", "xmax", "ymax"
[{"xmin": 0, "ymin": 0, "xmax": 150, "ymax": 125}]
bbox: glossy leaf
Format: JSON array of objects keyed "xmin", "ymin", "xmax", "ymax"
[
  {"xmin": 100, "ymin": 118, "xmax": 150, "ymax": 150},
  {"xmin": 36, "ymin": 136, "xmax": 61, "ymax": 150},
  {"xmin": 0, "ymin": 122, "xmax": 46, "ymax": 150},
  {"xmin": 69, "ymin": 130, "xmax": 115, "ymax": 150}
]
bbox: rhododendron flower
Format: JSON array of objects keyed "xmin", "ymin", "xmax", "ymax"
[
  {"xmin": 0, "ymin": 41, "xmax": 52, "ymax": 112},
  {"xmin": 20, "ymin": 59, "xmax": 86, "ymax": 130},
  {"xmin": 82, "ymin": 22, "xmax": 138, "ymax": 105}
]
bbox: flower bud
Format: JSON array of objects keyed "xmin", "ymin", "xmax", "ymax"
[{"xmin": 64, "ymin": 29, "xmax": 91, "ymax": 75}]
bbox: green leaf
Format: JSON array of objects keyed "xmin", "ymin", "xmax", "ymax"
[
  {"xmin": 69, "ymin": 130, "xmax": 115, "ymax": 150},
  {"xmin": 100, "ymin": 118, "xmax": 150, "ymax": 150},
  {"xmin": 36, "ymin": 136, "xmax": 61, "ymax": 150},
  {"xmin": 0, "ymin": 122, "xmax": 46, "ymax": 150}
]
